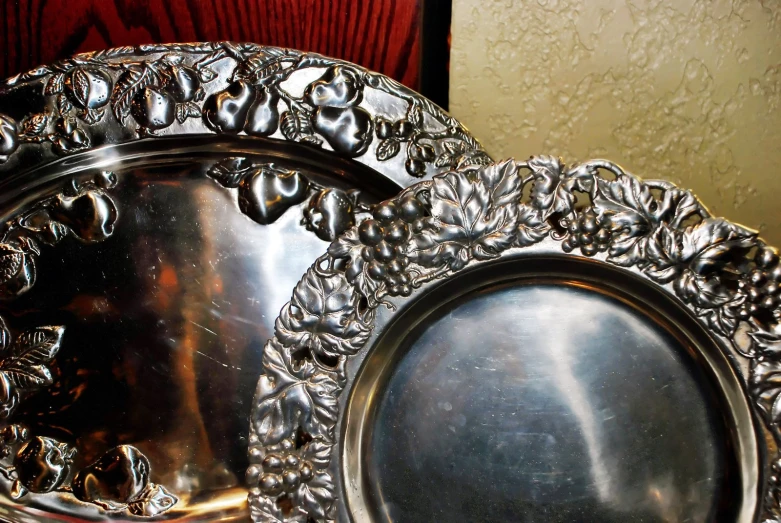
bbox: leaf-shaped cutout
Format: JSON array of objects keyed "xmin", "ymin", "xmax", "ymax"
[
  {"xmin": 176, "ymin": 102, "xmax": 202, "ymax": 123},
  {"xmin": 300, "ymin": 438, "xmax": 332, "ymax": 469},
  {"xmin": 408, "ymin": 161, "xmax": 521, "ymax": 270},
  {"xmin": 207, "ymin": 157, "xmax": 253, "ymax": 188},
  {"xmin": 20, "ymin": 114, "xmax": 49, "ymax": 137},
  {"xmin": 376, "ymin": 138, "xmax": 400, "ymax": 161},
  {"xmin": 197, "ymin": 67, "xmax": 217, "ymax": 83},
  {"xmin": 0, "ymin": 325, "xmax": 64, "ymax": 390},
  {"xmin": 300, "ymin": 135, "xmax": 323, "ymax": 146},
  {"xmin": 678, "ymin": 218, "xmax": 757, "ymax": 275},
  {"xmin": 175, "ymin": 104, "xmax": 188, "ymax": 124},
  {"xmin": 456, "ymin": 149, "xmax": 492, "ymax": 168},
  {"xmin": 79, "ymin": 108, "xmax": 104, "ymax": 125},
  {"xmin": 252, "ymin": 340, "xmax": 339, "ymax": 445},
  {"xmin": 408, "ymin": 104, "xmax": 423, "ymax": 128},
  {"xmin": 276, "ymin": 266, "xmax": 371, "ymax": 357},
  {"xmin": 528, "ymin": 155, "xmax": 574, "ymax": 220},
  {"xmin": 443, "ymin": 141, "xmax": 467, "ymax": 156},
  {"xmin": 281, "ymin": 110, "xmax": 313, "ymax": 141},
  {"xmin": 434, "ymin": 153, "xmax": 455, "ymax": 168},
  {"xmin": 750, "ymin": 359, "xmax": 781, "ymax": 425},
  {"xmin": 292, "ymin": 469, "xmax": 334, "ymax": 519},
  {"xmin": 70, "ymin": 68, "xmax": 91, "ymax": 108},
  {"xmin": 327, "ymin": 228, "xmax": 384, "ymax": 305},
  {"xmin": 516, "ymin": 205, "xmax": 550, "ymax": 247},
  {"xmin": 750, "ymin": 327, "xmax": 781, "ymax": 358},
  {"xmin": 234, "ymin": 48, "xmax": 289, "ymax": 85},
  {"xmin": 44, "ymin": 73, "xmax": 64, "ymax": 95},
  {"xmin": 56, "ymin": 93, "xmax": 73, "ymax": 115}
]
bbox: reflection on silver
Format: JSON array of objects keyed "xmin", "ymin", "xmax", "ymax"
[
  {"xmin": 539, "ymin": 296, "xmax": 613, "ymax": 503},
  {"xmin": 254, "ymin": 159, "xmax": 767, "ymax": 522},
  {"xmin": 0, "ymin": 43, "xmax": 488, "ymax": 521},
  {"xmin": 367, "ymin": 284, "xmax": 724, "ymax": 522}
]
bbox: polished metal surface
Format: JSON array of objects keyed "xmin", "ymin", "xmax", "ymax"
[
  {"xmin": 368, "ymin": 283, "xmax": 735, "ymax": 522},
  {"xmin": 252, "ymin": 158, "xmax": 775, "ymax": 522},
  {"xmin": 0, "ymin": 44, "xmax": 489, "ymax": 522},
  {"xmin": 0, "ymin": 148, "xmax": 383, "ymax": 522}
]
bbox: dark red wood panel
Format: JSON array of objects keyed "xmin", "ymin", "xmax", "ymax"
[{"xmin": 1, "ymin": 0, "xmax": 422, "ymax": 89}]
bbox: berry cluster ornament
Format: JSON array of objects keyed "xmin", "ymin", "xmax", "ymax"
[
  {"xmin": 560, "ymin": 208, "xmax": 613, "ymax": 256},
  {"xmin": 739, "ymin": 246, "xmax": 781, "ymax": 319},
  {"xmin": 258, "ymin": 439, "xmax": 315, "ymax": 497},
  {"xmin": 353, "ymin": 195, "xmax": 426, "ymax": 297}
]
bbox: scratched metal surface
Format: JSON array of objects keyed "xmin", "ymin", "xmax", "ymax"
[
  {"xmin": 0, "ymin": 145, "xmax": 391, "ymax": 521},
  {"xmin": 367, "ymin": 283, "xmax": 733, "ymax": 522}
]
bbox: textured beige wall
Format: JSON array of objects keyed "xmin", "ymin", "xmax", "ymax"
[{"xmin": 450, "ymin": 0, "xmax": 781, "ymax": 245}]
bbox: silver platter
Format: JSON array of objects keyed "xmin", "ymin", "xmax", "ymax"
[
  {"xmin": 0, "ymin": 43, "xmax": 489, "ymax": 521},
  {"xmin": 253, "ymin": 159, "xmax": 781, "ymax": 522}
]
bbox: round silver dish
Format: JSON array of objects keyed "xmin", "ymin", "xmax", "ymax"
[
  {"xmin": 0, "ymin": 43, "xmax": 489, "ymax": 521},
  {"xmin": 253, "ymin": 158, "xmax": 781, "ymax": 522}
]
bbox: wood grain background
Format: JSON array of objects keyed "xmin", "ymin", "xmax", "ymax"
[{"xmin": 1, "ymin": 0, "xmax": 445, "ymax": 100}]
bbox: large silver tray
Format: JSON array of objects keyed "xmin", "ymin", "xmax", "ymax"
[
  {"xmin": 0, "ymin": 43, "xmax": 489, "ymax": 521},
  {"xmin": 252, "ymin": 159, "xmax": 780, "ymax": 522}
]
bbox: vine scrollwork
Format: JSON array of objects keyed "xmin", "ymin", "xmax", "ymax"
[
  {"xmin": 249, "ymin": 157, "xmax": 781, "ymax": 521},
  {"xmin": 1, "ymin": 43, "xmax": 490, "ymax": 177}
]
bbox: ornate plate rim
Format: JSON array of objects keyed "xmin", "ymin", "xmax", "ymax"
[
  {"xmin": 0, "ymin": 42, "xmax": 492, "ymax": 520},
  {"xmin": 0, "ymin": 41, "xmax": 490, "ymax": 184},
  {"xmin": 249, "ymin": 157, "xmax": 781, "ymax": 522}
]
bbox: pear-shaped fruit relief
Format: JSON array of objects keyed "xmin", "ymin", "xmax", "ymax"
[
  {"xmin": 304, "ymin": 66, "xmax": 363, "ymax": 108},
  {"xmin": 207, "ymin": 158, "xmax": 312, "ymax": 226},
  {"xmin": 204, "ymin": 80, "xmax": 256, "ymax": 133},
  {"xmin": 12, "ymin": 436, "xmax": 75, "ymax": 497},
  {"xmin": 303, "ymin": 188, "xmax": 359, "ymax": 241},
  {"xmin": 131, "ymin": 86, "xmax": 176, "ymax": 132},
  {"xmin": 50, "ymin": 189, "xmax": 119, "ymax": 243},
  {"xmin": 238, "ymin": 164, "xmax": 310, "ymax": 225},
  {"xmin": 166, "ymin": 66, "xmax": 201, "ymax": 103},
  {"xmin": 245, "ymin": 88, "xmax": 280, "ymax": 137},
  {"xmin": 304, "ymin": 66, "xmax": 374, "ymax": 157},
  {"xmin": 312, "ymin": 105, "xmax": 373, "ymax": 157},
  {"xmin": 72, "ymin": 445, "xmax": 178, "ymax": 515}
]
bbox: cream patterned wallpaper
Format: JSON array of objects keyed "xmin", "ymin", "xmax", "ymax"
[{"xmin": 450, "ymin": 0, "xmax": 781, "ymax": 245}]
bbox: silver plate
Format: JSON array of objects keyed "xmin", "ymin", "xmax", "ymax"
[
  {"xmin": 252, "ymin": 158, "xmax": 780, "ymax": 522},
  {"xmin": 0, "ymin": 43, "xmax": 489, "ymax": 521}
]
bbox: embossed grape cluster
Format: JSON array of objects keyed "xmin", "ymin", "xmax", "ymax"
[
  {"xmin": 357, "ymin": 195, "xmax": 425, "ymax": 297},
  {"xmin": 259, "ymin": 440, "xmax": 314, "ymax": 496},
  {"xmin": 560, "ymin": 209, "xmax": 612, "ymax": 256},
  {"xmin": 738, "ymin": 246, "xmax": 781, "ymax": 319}
]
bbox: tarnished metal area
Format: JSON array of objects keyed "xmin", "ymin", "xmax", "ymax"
[
  {"xmin": 0, "ymin": 44, "xmax": 488, "ymax": 521},
  {"xmin": 253, "ymin": 158, "xmax": 778, "ymax": 522}
]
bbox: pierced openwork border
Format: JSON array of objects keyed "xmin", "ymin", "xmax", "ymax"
[
  {"xmin": 0, "ymin": 42, "xmax": 489, "ymax": 178},
  {"xmin": 249, "ymin": 157, "xmax": 781, "ymax": 522}
]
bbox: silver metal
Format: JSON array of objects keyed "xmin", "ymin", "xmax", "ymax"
[
  {"xmin": 252, "ymin": 158, "xmax": 780, "ymax": 522},
  {"xmin": 0, "ymin": 43, "xmax": 489, "ymax": 521}
]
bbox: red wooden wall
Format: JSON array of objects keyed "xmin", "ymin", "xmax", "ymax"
[{"xmin": 1, "ymin": 0, "xmax": 428, "ymax": 92}]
